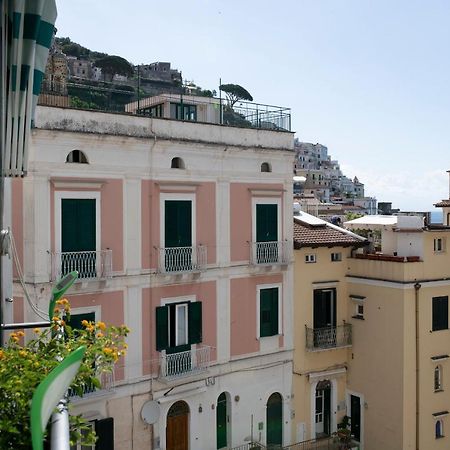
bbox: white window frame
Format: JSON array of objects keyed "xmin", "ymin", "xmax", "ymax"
[
  {"xmin": 161, "ymin": 295, "xmax": 197, "ymax": 349},
  {"xmin": 252, "ymin": 197, "xmax": 282, "ymax": 244},
  {"xmin": 256, "ymin": 283, "xmax": 282, "ymax": 338},
  {"xmin": 175, "ymin": 303, "xmax": 189, "ymax": 346},
  {"xmin": 55, "ymin": 191, "xmax": 101, "ymax": 255},
  {"xmin": 160, "ymin": 193, "xmax": 196, "ymax": 249},
  {"xmin": 435, "ymin": 365, "xmax": 443, "ymax": 392},
  {"xmin": 355, "ymin": 303, "xmax": 364, "ymax": 318},
  {"xmin": 305, "ymin": 253, "xmax": 317, "ymax": 263},
  {"xmin": 434, "ymin": 238, "xmax": 445, "ymax": 253},
  {"xmin": 70, "ymin": 305, "xmax": 101, "ymax": 322},
  {"xmin": 436, "ymin": 419, "xmax": 444, "ymax": 439},
  {"xmin": 331, "ymin": 252, "xmax": 342, "ymax": 262}
]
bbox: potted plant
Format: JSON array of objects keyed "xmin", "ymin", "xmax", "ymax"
[{"xmin": 335, "ymin": 415, "xmax": 352, "ymax": 449}]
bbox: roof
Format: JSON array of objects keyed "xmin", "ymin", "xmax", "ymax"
[
  {"xmin": 293, "ymin": 212, "xmax": 367, "ymax": 249},
  {"xmin": 344, "ymin": 214, "xmax": 424, "ymax": 231},
  {"xmin": 344, "ymin": 215, "xmax": 397, "ymax": 228},
  {"xmin": 435, "ymin": 199, "xmax": 450, "ymax": 207}
]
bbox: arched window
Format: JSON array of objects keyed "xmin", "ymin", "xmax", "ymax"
[
  {"xmin": 261, "ymin": 162, "xmax": 271, "ymax": 173},
  {"xmin": 66, "ymin": 150, "xmax": 88, "ymax": 164},
  {"xmin": 436, "ymin": 419, "xmax": 444, "ymax": 438},
  {"xmin": 435, "ymin": 365, "xmax": 443, "ymax": 391},
  {"xmin": 266, "ymin": 393, "xmax": 283, "ymax": 447},
  {"xmin": 171, "ymin": 157, "xmax": 185, "ymax": 169}
]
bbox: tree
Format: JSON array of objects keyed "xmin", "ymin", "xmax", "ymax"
[
  {"xmin": 0, "ymin": 299, "xmax": 129, "ymax": 449},
  {"xmin": 94, "ymin": 56, "xmax": 134, "ymax": 82},
  {"xmin": 219, "ymin": 83, "xmax": 253, "ymax": 107}
]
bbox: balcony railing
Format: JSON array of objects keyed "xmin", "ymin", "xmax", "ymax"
[
  {"xmin": 159, "ymin": 345, "xmax": 211, "ymax": 380},
  {"xmin": 250, "ymin": 241, "xmax": 290, "ymax": 265},
  {"xmin": 158, "ymin": 245, "xmax": 207, "ymax": 273},
  {"xmin": 69, "ymin": 370, "xmax": 115, "ymax": 400},
  {"xmin": 305, "ymin": 324, "xmax": 352, "ymax": 351},
  {"xmin": 51, "ymin": 250, "xmax": 113, "ymax": 281}
]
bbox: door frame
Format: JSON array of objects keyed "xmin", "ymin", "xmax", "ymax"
[
  {"xmin": 346, "ymin": 389, "xmax": 364, "ymax": 449},
  {"xmin": 55, "ymin": 191, "xmax": 101, "ymax": 255},
  {"xmin": 252, "ymin": 197, "xmax": 282, "ymax": 244},
  {"xmin": 165, "ymin": 400, "xmax": 190, "ymax": 450},
  {"xmin": 310, "ymin": 378, "xmax": 338, "ymax": 439},
  {"xmin": 216, "ymin": 391, "xmax": 231, "ymax": 449}
]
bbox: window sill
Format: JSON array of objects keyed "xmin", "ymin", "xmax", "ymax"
[
  {"xmin": 434, "ymin": 389, "xmax": 445, "ymax": 393},
  {"xmin": 431, "ymin": 328, "xmax": 449, "ymax": 333},
  {"xmin": 436, "ymin": 435, "xmax": 445, "ymax": 439},
  {"xmin": 352, "ymin": 315, "xmax": 365, "ymax": 320}
]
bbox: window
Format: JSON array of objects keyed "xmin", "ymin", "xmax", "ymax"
[
  {"xmin": 170, "ymin": 102, "xmax": 197, "ymax": 121},
  {"xmin": 331, "ymin": 252, "xmax": 342, "ymax": 262},
  {"xmin": 432, "ymin": 296, "xmax": 449, "ymax": 331},
  {"xmin": 259, "ymin": 287, "xmax": 280, "ymax": 337},
  {"xmin": 355, "ymin": 303, "xmax": 364, "ymax": 319},
  {"xmin": 155, "ymin": 301, "xmax": 202, "ymax": 352},
  {"xmin": 261, "ymin": 162, "xmax": 272, "ymax": 173},
  {"xmin": 147, "ymin": 103, "xmax": 163, "ymax": 118},
  {"xmin": 434, "ymin": 238, "xmax": 445, "ymax": 252},
  {"xmin": 70, "ymin": 418, "xmax": 114, "ymax": 450},
  {"xmin": 436, "ymin": 420, "xmax": 444, "ymax": 439},
  {"xmin": 66, "ymin": 150, "xmax": 88, "ymax": 164},
  {"xmin": 171, "ymin": 157, "xmax": 185, "ymax": 169},
  {"xmin": 435, "ymin": 366, "xmax": 443, "ymax": 392},
  {"xmin": 255, "ymin": 202, "xmax": 279, "ymax": 264},
  {"xmin": 305, "ymin": 254, "xmax": 316, "ymax": 263}
]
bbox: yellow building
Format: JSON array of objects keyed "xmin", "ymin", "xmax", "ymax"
[{"xmin": 293, "ymin": 181, "xmax": 450, "ymax": 450}]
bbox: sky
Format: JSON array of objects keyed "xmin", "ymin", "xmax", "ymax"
[{"xmin": 55, "ymin": 0, "xmax": 450, "ymax": 211}]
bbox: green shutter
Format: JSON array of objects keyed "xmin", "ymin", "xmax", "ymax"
[
  {"xmin": 188, "ymin": 301, "xmax": 202, "ymax": 344},
  {"xmin": 271, "ymin": 288, "xmax": 279, "ymax": 335},
  {"xmin": 156, "ymin": 306, "xmax": 169, "ymax": 351},
  {"xmin": 165, "ymin": 200, "xmax": 192, "ymax": 247},
  {"xmin": 61, "ymin": 199, "xmax": 96, "ymax": 252},
  {"xmin": 260, "ymin": 288, "xmax": 279, "ymax": 337},
  {"xmin": 68, "ymin": 312, "xmax": 95, "ymax": 331},
  {"xmin": 256, "ymin": 204, "xmax": 278, "ymax": 242},
  {"xmin": 95, "ymin": 418, "xmax": 114, "ymax": 450}
]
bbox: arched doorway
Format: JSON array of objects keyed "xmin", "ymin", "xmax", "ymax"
[
  {"xmin": 315, "ymin": 380, "xmax": 331, "ymax": 437},
  {"xmin": 216, "ymin": 392, "xmax": 230, "ymax": 449},
  {"xmin": 266, "ymin": 392, "xmax": 283, "ymax": 448},
  {"xmin": 166, "ymin": 401, "xmax": 189, "ymax": 450}
]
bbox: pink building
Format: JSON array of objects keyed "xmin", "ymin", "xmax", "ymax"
[{"xmin": 9, "ymin": 100, "xmax": 295, "ymax": 449}]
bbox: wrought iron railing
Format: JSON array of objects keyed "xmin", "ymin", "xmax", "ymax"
[
  {"xmin": 305, "ymin": 324, "xmax": 352, "ymax": 351},
  {"xmin": 69, "ymin": 370, "xmax": 115, "ymax": 399},
  {"xmin": 231, "ymin": 443, "xmax": 266, "ymax": 450},
  {"xmin": 51, "ymin": 250, "xmax": 113, "ymax": 281},
  {"xmin": 282, "ymin": 436, "xmax": 341, "ymax": 450},
  {"xmin": 159, "ymin": 345, "xmax": 211, "ymax": 380},
  {"xmin": 158, "ymin": 245, "xmax": 206, "ymax": 273},
  {"xmin": 250, "ymin": 241, "xmax": 290, "ymax": 265}
]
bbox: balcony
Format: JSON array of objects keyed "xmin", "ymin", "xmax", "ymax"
[
  {"xmin": 51, "ymin": 250, "xmax": 113, "ymax": 281},
  {"xmin": 159, "ymin": 345, "xmax": 211, "ymax": 380},
  {"xmin": 69, "ymin": 370, "xmax": 114, "ymax": 400},
  {"xmin": 305, "ymin": 324, "xmax": 352, "ymax": 351},
  {"xmin": 250, "ymin": 241, "xmax": 290, "ymax": 266},
  {"xmin": 158, "ymin": 245, "xmax": 207, "ymax": 273}
]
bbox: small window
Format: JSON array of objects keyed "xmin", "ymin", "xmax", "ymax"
[
  {"xmin": 261, "ymin": 162, "xmax": 271, "ymax": 173},
  {"xmin": 434, "ymin": 238, "xmax": 445, "ymax": 252},
  {"xmin": 433, "ymin": 296, "xmax": 449, "ymax": 331},
  {"xmin": 171, "ymin": 157, "xmax": 185, "ymax": 169},
  {"xmin": 355, "ymin": 303, "xmax": 364, "ymax": 319},
  {"xmin": 260, "ymin": 287, "xmax": 279, "ymax": 337},
  {"xmin": 305, "ymin": 254, "xmax": 316, "ymax": 263},
  {"xmin": 66, "ymin": 150, "xmax": 88, "ymax": 164},
  {"xmin": 436, "ymin": 419, "xmax": 444, "ymax": 438},
  {"xmin": 331, "ymin": 252, "xmax": 342, "ymax": 262},
  {"xmin": 435, "ymin": 365, "xmax": 443, "ymax": 392}
]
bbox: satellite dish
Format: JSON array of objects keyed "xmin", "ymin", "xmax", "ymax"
[{"xmin": 141, "ymin": 401, "xmax": 160, "ymax": 425}]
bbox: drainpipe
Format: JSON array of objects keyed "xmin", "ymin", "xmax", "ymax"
[{"xmin": 414, "ymin": 282, "xmax": 421, "ymax": 450}]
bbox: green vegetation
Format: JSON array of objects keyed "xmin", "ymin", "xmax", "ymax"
[
  {"xmin": 219, "ymin": 83, "xmax": 253, "ymax": 107},
  {"xmin": 94, "ymin": 55, "xmax": 134, "ymax": 82}
]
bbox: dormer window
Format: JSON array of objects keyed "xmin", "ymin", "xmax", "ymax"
[
  {"xmin": 171, "ymin": 157, "xmax": 185, "ymax": 169},
  {"xmin": 66, "ymin": 150, "xmax": 88, "ymax": 164},
  {"xmin": 261, "ymin": 162, "xmax": 271, "ymax": 173}
]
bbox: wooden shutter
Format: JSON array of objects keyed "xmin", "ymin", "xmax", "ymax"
[
  {"xmin": 433, "ymin": 296, "xmax": 449, "ymax": 331},
  {"xmin": 256, "ymin": 204, "xmax": 278, "ymax": 242},
  {"xmin": 156, "ymin": 306, "xmax": 169, "ymax": 351},
  {"xmin": 260, "ymin": 288, "xmax": 278, "ymax": 337},
  {"xmin": 188, "ymin": 301, "xmax": 202, "ymax": 344},
  {"xmin": 165, "ymin": 200, "xmax": 192, "ymax": 247},
  {"xmin": 95, "ymin": 417, "xmax": 114, "ymax": 450}
]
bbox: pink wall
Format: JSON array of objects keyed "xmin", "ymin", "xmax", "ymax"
[
  {"xmin": 69, "ymin": 290, "xmax": 125, "ymax": 380},
  {"xmin": 50, "ymin": 178, "xmax": 124, "ymax": 272},
  {"xmin": 230, "ymin": 183, "xmax": 284, "ymax": 262},
  {"xmin": 230, "ymin": 274, "xmax": 283, "ymax": 357},
  {"xmin": 11, "ymin": 179, "xmax": 23, "ymax": 278},
  {"xmin": 141, "ymin": 180, "xmax": 216, "ymax": 270},
  {"xmin": 141, "ymin": 281, "xmax": 217, "ymax": 375}
]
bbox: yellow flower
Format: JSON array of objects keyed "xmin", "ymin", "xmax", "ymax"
[
  {"xmin": 103, "ymin": 348, "xmax": 113, "ymax": 355},
  {"xmin": 81, "ymin": 319, "xmax": 89, "ymax": 327},
  {"xmin": 33, "ymin": 328, "xmax": 41, "ymax": 334},
  {"xmin": 55, "ymin": 299, "xmax": 63, "ymax": 305},
  {"xmin": 96, "ymin": 332, "xmax": 104, "ymax": 338},
  {"xmin": 97, "ymin": 321, "xmax": 106, "ymax": 331},
  {"xmin": 16, "ymin": 331, "xmax": 25, "ymax": 338},
  {"xmin": 123, "ymin": 343, "xmax": 128, "ymax": 349},
  {"xmin": 53, "ymin": 307, "xmax": 60, "ymax": 314},
  {"xmin": 19, "ymin": 350, "xmax": 27, "ymax": 357},
  {"xmin": 0, "ymin": 350, "xmax": 4, "ymax": 359},
  {"xmin": 52, "ymin": 316, "xmax": 60, "ymax": 322}
]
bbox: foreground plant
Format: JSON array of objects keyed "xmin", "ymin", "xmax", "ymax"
[{"xmin": 0, "ymin": 298, "xmax": 129, "ymax": 450}]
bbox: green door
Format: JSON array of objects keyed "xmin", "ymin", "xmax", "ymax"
[
  {"xmin": 267, "ymin": 393, "xmax": 282, "ymax": 448},
  {"xmin": 164, "ymin": 200, "xmax": 192, "ymax": 271},
  {"xmin": 61, "ymin": 199, "xmax": 96, "ymax": 278},
  {"xmin": 216, "ymin": 393, "xmax": 227, "ymax": 449},
  {"xmin": 256, "ymin": 204, "xmax": 278, "ymax": 242}
]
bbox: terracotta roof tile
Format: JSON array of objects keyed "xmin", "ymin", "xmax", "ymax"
[
  {"xmin": 293, "ymin": 219, "xmax": 367, "ymax": 249},
  {"xmin": 435, "ymin": 199, "xmax": 450, "ymax": 207}
]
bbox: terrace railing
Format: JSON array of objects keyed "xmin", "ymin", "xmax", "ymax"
[
  {"xmin": 158, "ymin": 245, "xmax": 206, "ymax": 273},
  {"xmin": 69, "ymin": 370, "xmax": 115, "ymax": 400},
  {"xmin": 250, "ymin": 241, "xmax": 290, "ymax": 266},
  {"xmin": 51, "ymin": 249, "xmax": 113, "ymax": 281},
  {"xmin": 305, "ymin": 324, "xmax": 352, "ymax": 351},
  {"xmin": 159, "ymin": 345, "xmax": 211, "ymax": 380}
]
